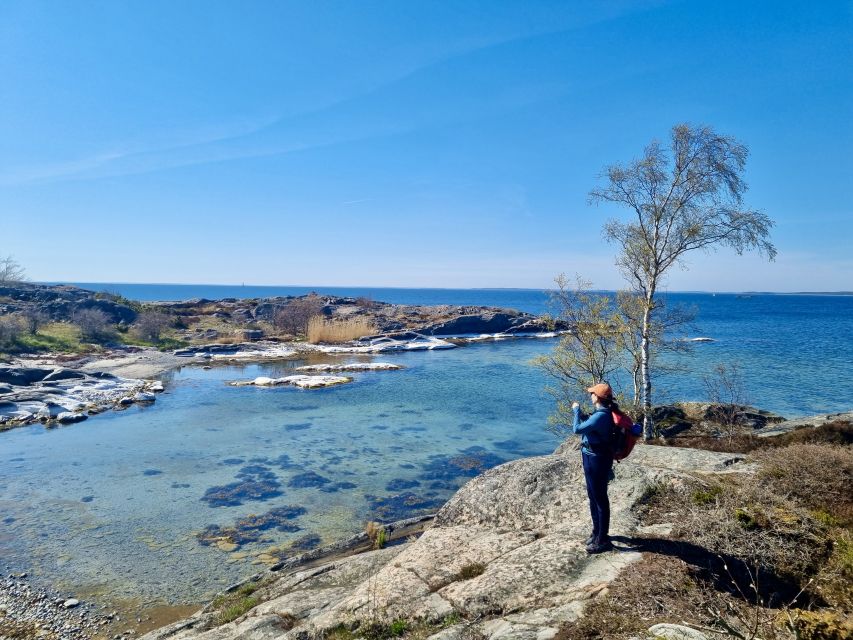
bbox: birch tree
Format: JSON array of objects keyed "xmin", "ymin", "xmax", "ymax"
[{"xmin": 590, "ymin": 124, "xmax": 775, "ymax": 438}]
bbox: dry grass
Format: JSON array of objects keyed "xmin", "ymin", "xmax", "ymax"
[
  {"xmin": 753, "ymin": 442, "xmax": 853, "ymax": 524},
  {"xmin": 307, "ymin": 316, "xmax": 375, "ymax": 344},
  {"xmin": 657, "ymin": 419, "xmax": 853, "ymax": 454},
  {"xmin": 559, "ymin": 439, "xmax": 852, "ymax": 640}
]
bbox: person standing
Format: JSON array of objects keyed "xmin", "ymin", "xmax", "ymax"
[{"xmin": 572, "ymin": 382, "xmax": 616, "ymax": 554}]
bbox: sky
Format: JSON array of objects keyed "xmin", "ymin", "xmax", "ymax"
[{"xmin": 1, "ymin": 0, "xmax": 851, "ymax": 291}]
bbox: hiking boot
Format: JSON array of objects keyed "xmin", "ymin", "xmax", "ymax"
[
  {"xmin": 585, "ymin": 538, "xmax": 614, "ymax": 554},
  {"xmin": 584, "ymin": 534, "xmax": 596, "ymax": 546}
]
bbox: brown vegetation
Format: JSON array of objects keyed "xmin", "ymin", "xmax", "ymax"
[
  {"xmin": 131, "ymin": 311, "xmax": 172, "ymax": 342},
  {"xmin": 273, "ymin": 297, "xmax": 325, "ymax": 336},
  {"xmin": 307, "ymin": 316, "xmax": 375, "ymax": 344},
  {"xmin": 658, "ymin": 420, "xmax": 853, "ymax": 454},
  {"xmin": 557, "ymin": 439, "xmax": 853, "ymax": 640}
]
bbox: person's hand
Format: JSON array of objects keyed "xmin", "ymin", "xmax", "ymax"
[{"xmin": 571, "ymin": 401, "xmax": 579, "ymax": 410}]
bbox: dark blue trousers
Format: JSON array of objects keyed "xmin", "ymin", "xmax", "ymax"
[{"xmin": 582, "ymin": 451, "xmax": 613, "ymax": 542}]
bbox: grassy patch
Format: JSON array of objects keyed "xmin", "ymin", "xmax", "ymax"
[
  {"xmin": 210, "ymin": 580, "xmax": 266, "ymax": 624},
  {"xmin": 11, "ymin": 322, "xmax": 95, "ymax": 354},
  {"xmin": 217, "ymin": 597, "xmax": 258, "ymax": 624},
  {"xmin": 457, "ymin": 562, "xmax": 485, "ymax": 580}
]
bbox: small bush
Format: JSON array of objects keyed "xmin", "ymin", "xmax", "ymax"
[
  {"xmin": 307, "ymin": 316, "xmax": 375, "ymax": 344},
  {"xmin": 388, "ymin": 620, "xmax": 407, "ymax": 636},
  {"xmin": 365, "ymin": 521, "xmax": 387, "ymax": 549},
  {"xmin": 753, "ymin": 443, "xmax": 853, "ymax": 521},
  {"xmin": 132, "ymin": 311, "xmax": 172, "ymax": 342},
  {"xmin": 0, "ymin": 315, "xmax": 24, "ymax": 350},
  {"xmin": 356, "ymin": 296, "xmax": 378, "ymax": 310},
  {"xmin": 788, "ymin": 610, "xmax": 853, "ymax": 640},
  {"xmin": 19, "ymin": 308, "xmax": 48, "ymax": 335},
  {"xmin": 458, "ymin": 562, "xmax": 486, "ymax": 580},
  {"xmin": 691, "ymin": 484, "xmax": 723, "ymax": 506},
  {"xmin": 273, "ymin": 297, "xmax": 325, "ymax": 335},
  {"xmin": 73, "ymin": 308, "xmax": 116, "ymax": 342}
]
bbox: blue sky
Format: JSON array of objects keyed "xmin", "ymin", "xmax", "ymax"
[{"xmin": 1, "ymin": 0, "xmax": 851, "ymax": 291}]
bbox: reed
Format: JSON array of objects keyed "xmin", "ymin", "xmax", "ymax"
[{"xmin": 307, "ymin": 315, "xmax": 375, "ymax": 344}]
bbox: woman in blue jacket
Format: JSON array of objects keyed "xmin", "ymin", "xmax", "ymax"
[{"xmin": 572, "ymin": 382, "xmax": 616, "ymax": 554}]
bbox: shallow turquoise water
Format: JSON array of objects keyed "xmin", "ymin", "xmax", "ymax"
[{"xmin": 0, "ymin": 341, "xmax": 559, "ymax": 605}]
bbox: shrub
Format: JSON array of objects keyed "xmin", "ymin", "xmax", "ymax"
[
  {"xmin": 356, "ymin": 296, "xmax": 378, "ymax": 310},
  {"xmin": 131, "ymin": 311, "xmax": 172, "ymax": 342},
  {"xmin": 273, "ymin": 297, "xmax": 325, "ymax": 335},
  {"xmin": 72, "ymin": 308, "xmax": 116, "ymax": 342},
  {"xmin": 753, "ymin": 443, "xmax": 853, "ymax": 521},
  {"xmin": 365, "ymin": 522, "xmax": 387, "ymax": 549},
  {"xmin": 307, "ymin": 316, "xmax": 375, "ymax": 344},
  {"xmin": 703, "ymin": 362, "xmax": 749, "ymax": 433},
  {"xmin": 458, "ymin": 562, "xmax": 486, "ymax": 580},
  {"xmin": 20, "ymin": 308, "xmax": 48, "ymax": 335},
  {"xmin": 0, "ymin": 315, "xmax": 23, "ymax": 349},
  {"xmin": 673, "ymin": 479, "xmax": 829, "ymax": 600}
]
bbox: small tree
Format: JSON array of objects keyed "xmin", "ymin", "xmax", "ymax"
[
  {"xmin": 73, "ymin": 308, "xmax": 115, "ymax": 343},
  {"xmin": 538, "ymin": 275, "xmax": 627, "ymax": 434},
  {"xmin": 0, "ymin": 256, "xmax": 26, "ymax": 285},
  {"xmin": 590, "ymin": 123, "xmax": 775, "ymax": 438},
  {"xmin": 703, "ymin": 362, "xmax": 749, "ymax": 440},
  {"xmin": 132, "ymin": 311, "xmax": 171, "ymax": 342}
]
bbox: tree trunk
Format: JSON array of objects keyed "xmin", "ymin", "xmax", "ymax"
[{"xmin": 641, "ymin": 296, "xmax": 654, "ymax": 439}]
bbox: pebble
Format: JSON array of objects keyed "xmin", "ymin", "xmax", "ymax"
[{"xmin": 0, "ymin": 568, "xmax": 120, "ymax": 640}]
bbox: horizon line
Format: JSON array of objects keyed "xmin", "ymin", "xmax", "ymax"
[{"xmin": 36, "ymin": 281, "xmax": 853, "ymax": 296}]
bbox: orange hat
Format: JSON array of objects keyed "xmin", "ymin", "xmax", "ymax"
[{"xmin": 586, "ymin": 383, "xmax": 613, "ymax": 399}]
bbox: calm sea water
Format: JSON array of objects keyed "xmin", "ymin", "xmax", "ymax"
[{"xmin": 2, "ymin": 284, "xmax": 851, "ymax": 606}]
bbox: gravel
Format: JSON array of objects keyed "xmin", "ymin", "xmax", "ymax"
[{"xmin": 0, "ymin": 569, "xmax": 134, "ymax": 640}]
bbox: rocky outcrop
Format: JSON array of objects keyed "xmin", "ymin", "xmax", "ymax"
[
  {"xmin": 0, "ymin": 283, "xmax": 137, "ymax": 323},
  {"xmin": 140, "ymin": 444, "xmax": 754, "ymax": 640},
  {"xmin": 0, "ymin": 365, "xmax": 163, "ymax": 428}
]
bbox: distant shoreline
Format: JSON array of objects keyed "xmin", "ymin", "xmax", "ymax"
[{"xmin": 38, "ymin": 282, "xmax": 853, "ymax": 297}]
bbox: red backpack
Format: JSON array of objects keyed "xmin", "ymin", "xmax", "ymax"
[{"xmin": 611, "ymin": 409, "xmax": 641, "ymax": 461}]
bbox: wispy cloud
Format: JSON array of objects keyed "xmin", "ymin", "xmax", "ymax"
[{"xmin": 1, "ymin": 3, "xmax": 663, "ymax": 187}]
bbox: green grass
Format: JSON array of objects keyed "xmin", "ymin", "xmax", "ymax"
[
  {"xmin": 4, "ymin": 322, "xmax": 188, "ymax": 355},
  {"xmin": 11, "ymin": 323, "xmax": 94, "ymax": 354},
  {"xmin": 216, "ymin": 596, "xmax": 258, "ymax": 624},
  {"xmin": 211, "ymin": 581, "xmax": 264, "ymax": 624}
]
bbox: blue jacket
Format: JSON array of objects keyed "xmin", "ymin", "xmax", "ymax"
[{"xmin": 572, "ymin": 406, "xmax": 614, "ymax": 456}]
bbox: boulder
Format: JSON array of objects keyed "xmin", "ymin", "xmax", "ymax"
[
  {"xmin": 0, "ymin": 367, "xmax": 54, "ymax": 386},
  {"xmin": 418, "ymin": 312, "xmax": 528, "ymax": 336},
  {"xmin": 647, "ymin": 623, "xmax": 709, "ymax": 640},
  {"xmin": 56, "ymin": 412, "xmax": 87, "ymax": 424}
]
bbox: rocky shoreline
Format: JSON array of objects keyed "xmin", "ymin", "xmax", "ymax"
[
  {"xmin": 132, "ymin": 411, "xmax": 850, "ymax": 640},
  {"xmin": 0, "ymin": 284, "xmax": 564, "ymax": 432}
]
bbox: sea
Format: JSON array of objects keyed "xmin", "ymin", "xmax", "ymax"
[{"xmin": 1, "ymin": 283, "xmax": 851, "ymax": 607}]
